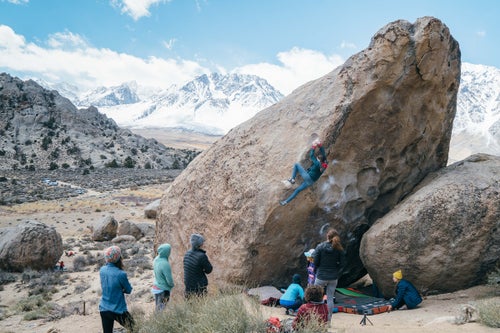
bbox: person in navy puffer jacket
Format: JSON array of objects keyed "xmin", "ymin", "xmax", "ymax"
[{"xmin": 388, "ymin": 269, "xmax": 422, "ymax": 310}]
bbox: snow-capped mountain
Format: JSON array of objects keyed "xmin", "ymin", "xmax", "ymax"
[
  {"xmin": 449, "ymin": 63, "xmax": 500, "ymax": 162},
  {"xmin": 37, "ymin": 64, "xmax": 499, "ymax": 160},
  {"xmin": 57, "ymin": 73, "xmax": 284, "ymax": 135}
]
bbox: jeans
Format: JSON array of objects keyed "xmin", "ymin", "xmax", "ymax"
[
  {"xmin": 155, "ymin": 290, "xmax": 170, "ymax": 311},
  {"xmin": 314, "ymin": 278, "xmax": 338, "ymax": 319},
  {"xmin": 100, "ymin": 310, "xmax": 135, "ymax": 333},
  {"xmin": 283, "ymin": 163, "xmax": 314, "ymax": 204}
]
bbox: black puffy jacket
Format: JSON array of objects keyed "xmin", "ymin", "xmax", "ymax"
[{"xmin": 183, "ymin": 248, "xmax": 213, "ymax": 291}]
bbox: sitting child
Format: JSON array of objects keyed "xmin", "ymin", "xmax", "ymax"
[
  {"xmin": 293, "ymin": 285, "xmax": 329, "ymax": 331},
  {"xmin": 279, "ymin": 274, "xmax": 305, "ymax": 315}
]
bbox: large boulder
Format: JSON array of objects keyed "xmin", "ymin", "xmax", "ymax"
[
  {"xmin": 360, "ymin": 154, "xmax": 500, "ymax": 296},
  {"xmin": 92, "ymin": 216, "xmax": 118, "ymax": 241},
  {"xmin": 156, "ymin": 17, "xmax": 461, "ymax": 287},
  {"xmin": 0, "ymin": 220, "xmax": 63, "ymax": 272}
]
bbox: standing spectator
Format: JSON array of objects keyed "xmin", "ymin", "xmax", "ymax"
[
  {"xmin": 304, "ymin": 249, "xmax": 316, "ymax": 285},
  {"xmin": 313, "ymin": 228, "xmax": 346, "ymax": 319},
  {"xmin": 152, "ymin": 243, "xmax": 174, "ymax": 311},
  {"xmin": 99, "ymin": 246, "xmax": 135, "ymax": 333},
  {"xmin": 388, "ymin": 269, "xmax": 422, "ymax": 311},
  {"xmin": 183, "ymin": 233, "xmax": 213, "ymax": 298}
]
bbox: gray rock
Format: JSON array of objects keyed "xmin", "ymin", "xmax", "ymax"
[
  {"xmin": 92, "ymin": 216, "xmax": 118, "ymax": 241},
  {"xmin": 0, "ymin": 220, "xmax": 63, "ymax": 272},
  {"xmin": 117, "ymin": 220, "xmax": 144, "ymax": 240},
  {"xmin": 360, "ymin": 154, "xmax": 500, "ymax": 295},
  {"xmin": 144, "ymin": 199, "xmax": 161, "ymax": 219},
  {"xmin": 156, "ymin": 17, "xmax": 461, "ymax": 286}
]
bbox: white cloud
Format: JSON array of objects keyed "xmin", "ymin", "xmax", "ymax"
[
  {"xmin": 111, "ymin": 0, "xmax": 171, "ymax": 21},
  {"xmin": 162, "ymin": 38, "xmax": 177, "ymax": 50},
  {"xmin": 233, "ymin": 47, "xmax": 344, "ymax": 95},
  {"xmin": 340, "ymin": 40, "xmax": 357, "ymax": 49},
  {"xmin": 2, "ymin": 0, "xmax": 29, "ymax": 4},
  {"xmin": 0, "ymin": 25, "xmax": 343, "ymax": 96},
  {"xmin": 0, "ymin": 25, "xmax": 206, "ymax": 90},
  {"xmin": 476, "ymin": 30, "xmax": 486, "ymax": 38}
]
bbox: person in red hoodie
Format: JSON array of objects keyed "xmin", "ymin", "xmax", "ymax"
[{"xmin": 292, "ymin": 285, "xmax": 329, "ymax": 331}]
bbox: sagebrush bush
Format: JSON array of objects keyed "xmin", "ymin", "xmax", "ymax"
[
  {"xmin": 476, "ymin": 298, "xmax": 500, "ymax": 328},
  {"xmin": 136, "ymin": 289, "xmax": 266, "ymax": 333}
]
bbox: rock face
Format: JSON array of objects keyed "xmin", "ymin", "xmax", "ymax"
[
  {"xmin": 156, "ymin": 17, "xmax": 461, "ymax": 287},
  {"xmin": 92, "ymin": 216, "xmax": 118, "ymax": 241},
  {"xmin": 0, "ymin": 220, "xmax": 63, "ymax": 272},
  {"xmin": 360, "ymin": 154, "xmax": 500, "ymax": 296}
]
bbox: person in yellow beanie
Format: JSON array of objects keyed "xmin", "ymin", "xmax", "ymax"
[{"xmin": 388, "ymin": 269, "xmax": 422, "ymax": 311}]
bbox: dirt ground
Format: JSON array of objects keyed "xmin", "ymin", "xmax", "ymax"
[{"xmin": 0, "ymin": 182, "xmax": 498, "ymax": 333}]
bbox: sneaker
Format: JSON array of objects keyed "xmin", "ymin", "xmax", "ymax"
[
  {"xmin": 280, "ymin": 201, "xmax": 287, "ymax": 206},
  {"xmin": 288, "ymin": 178, "xmax": 295, "ymax": 184}
]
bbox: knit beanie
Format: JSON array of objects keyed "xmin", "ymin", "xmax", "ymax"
[
  {"xmin": 104, "ymin": 246, "xmax": 121, "ymax": 263},
  {"xmin": 190, "ymin": 233, "xmax": 205, "ymax": 249},
  {"xmin": 393, "ymin": 269, "xmax": 403, "ymax": 280},
  {"xmin": 292, "ymin": 273, "xmax": 301, "ymax": 284}
]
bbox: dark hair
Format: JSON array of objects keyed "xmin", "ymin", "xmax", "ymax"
[
  {"xmin": 327, "ymin": 228, "xmax": 344, "ymax": 251},
  {"xmin": 305, "ymin": 285, "xmax": 324, "ymax": 303}
]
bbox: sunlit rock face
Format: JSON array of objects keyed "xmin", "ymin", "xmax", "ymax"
[{"xmin": 156, "ymin": 17, "xmax": 461, "ymax": 288}]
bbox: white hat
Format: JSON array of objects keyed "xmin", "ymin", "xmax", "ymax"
[{"xmin": 304, "ymin": 249, "xmax": 315, "ymax": 257}]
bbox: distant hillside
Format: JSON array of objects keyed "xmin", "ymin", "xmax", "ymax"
[{"xmin": 0, "ymin": 73, "xmax": 199, "ymax": 171}]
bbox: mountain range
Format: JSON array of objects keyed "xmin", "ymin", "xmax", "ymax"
[{"xmin": 37, "ymin": 63, "xmax": 499, "ymax": 162}]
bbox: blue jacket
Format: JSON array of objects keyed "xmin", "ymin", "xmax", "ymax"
[
  {"xmin": 391, "ymin": 279, "xmax": 422, "ymax": 309},
  {"xmin": 280, "ymin": 283, "xmax": 304, "ymax": 307},
  {"xmin": 99, "ymin": 263, "xmax": 132, "ymax": 314},
  {"xmin": 153, "ymin": 243, "xmax": 174, "ymax": 291}
]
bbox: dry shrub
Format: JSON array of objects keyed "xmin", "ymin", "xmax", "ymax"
[
  {"xmin": 136, "ymin": 289, "xmax": 266, "ymax": 333},
  {"xmin": 476, "ymin": 298, "xmax": 500, "ymax": 328}
]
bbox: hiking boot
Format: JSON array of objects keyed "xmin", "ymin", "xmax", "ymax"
[
  {"xmin": 288, "ymin": 178, "xmax": 295, "ymax": 184},
  {"xmin": 280, "ymin": 200, "xmax": 287, "ymax": 206}
]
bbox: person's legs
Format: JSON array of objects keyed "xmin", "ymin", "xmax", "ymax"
[
  {"xmin": 325, "ymin": 279, "xmax": 338, "ymax": 314},
  {"xmin": 291, "ymin": 163, "xmax": 309, "ymax": 181},
  {"xmin": 116, "ymin": 311, "xmax": 135, "ymax": 332},
  {"xmin": 155, "ymin": 291, "xmax": 166, "ymax": 311},
  {"xmin": 100, "ymin": 311, "xmax": 115, "ymax": 333}
]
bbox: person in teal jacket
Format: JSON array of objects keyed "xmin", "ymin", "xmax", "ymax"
[
  {"xmin": 279, "ymin": 274, "xmax": 305, "ymax": 314},
  {"xmin": 388, "ymin": 270, "xmax": 422, "ymax": 310},
  {"xmin": 280, "ymin": 142, "xmax": 328, "ymax": 206},
  {"xmin": 152, "ymin": 243, "xmax": 175, "ymax": 311}
]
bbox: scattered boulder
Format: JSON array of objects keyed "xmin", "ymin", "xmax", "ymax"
[
  {"xmin": 112, "ymin": 235, "xmax": 137, "ymax": 243},
  {"xmin": 136, "ymin": 222, "xmax": 155, "ymax": 238},
  {"xmin": 0, "ymin": 220, "xmax": 63, "ymax": 272},
  {"xmin": 360, "ymin": 154, "xmax": 500, "ymax": 296},
  {"xmin": 92, "ymin": 216, "xmax": 118, "ymax": 241},
  {"xmin": 117, "ymin": 220, "xmax": 144, "ymax": 240},
  {"xmin": 156, "ymin": 17, "xmax": 461, "ymax": 287},
  {"xmin": 144, "ymin": 199, "xmax": 161, "ymax": 219}
]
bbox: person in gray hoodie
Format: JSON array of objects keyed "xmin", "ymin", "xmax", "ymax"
[{"xmin": 152, "ymin": 243, "xmax": 174, "ymax": 311}]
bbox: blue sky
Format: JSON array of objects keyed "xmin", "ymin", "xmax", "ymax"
[{"xmin": 0, "ymin": 0, "xmax": 498, "ymax": 94}]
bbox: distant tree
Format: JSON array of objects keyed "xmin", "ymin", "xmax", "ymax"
[
  {"xmin": 49, "ymin": 162, "xmax": 59, "ymax": 170},
  {"xmin": 144, "ymin": 162, "xmax": 152, "ymax": 169},
  {"xmin": 123, "ymin": 156, "xmax": 136, "ymax": 168},
  {"xmin": 62, "ymin": 163, "xmax": 70, "ymax": 169},
  {"xmin": 105, "ymin": 159, "xmax": 119, "ymax": 168}
]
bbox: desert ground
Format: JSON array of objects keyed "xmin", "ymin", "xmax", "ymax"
[{"xmin": 0, "ymin": 131, "xmax": 498, "ymax": 332}]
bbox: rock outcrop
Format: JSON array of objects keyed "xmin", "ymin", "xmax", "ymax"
[
  {"xmin": 0, "ymin": 220, "xmax": 63, "ymax": 271},
  {"xmin": 360, "ymin": 154, "xmax": 500, "ymax": 296},
  {"xmin": 156, "ymin": 17, "xmax": 461, "ymax": 287}
]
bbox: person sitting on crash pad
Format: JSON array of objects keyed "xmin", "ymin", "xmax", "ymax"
[{"xmin": 388, "ymin": 269, "xmax": 422, "ymax": 311}]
